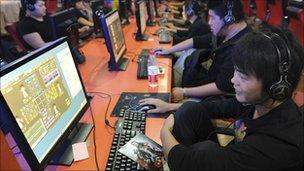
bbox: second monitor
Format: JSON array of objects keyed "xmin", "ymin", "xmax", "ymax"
[
  {"xmin": 135, "ymin": 0, "xmax": 149, "ymax": 41},
  {"xmin": 99, "ymin": 10, "xmax": 129, "ymax": 71}
]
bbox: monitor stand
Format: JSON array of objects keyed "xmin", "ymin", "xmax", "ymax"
[
  {"xmin": 108, "ymin": 57, "xmax": 129, "ymax": 71},
  {"xmin": 135, "ymin": 33, "xmax": 149, "ymax": 41},
  {"xmin": 49, "ymin": 122, "xmax": 93, "ymax": 166}
]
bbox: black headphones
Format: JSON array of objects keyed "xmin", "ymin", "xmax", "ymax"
[
  {"xmin": 263, "ymin": 33, "xmax": 292, "ymax": 101},
  {"xmin": 223, "ymin": 0, "xmax": 235, "ymax": 25},
  {"xmin": 24, "ymin": 0, "xmax": 36, "ymax": 12},
  {"xmin": 186, "ymin": 1, "xmax": 200, "ymax": 17}
]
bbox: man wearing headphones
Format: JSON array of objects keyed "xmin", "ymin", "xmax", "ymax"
[
  {"xmin": 164, "ymin": 0, "xmax": 210, "ymax": 45},
  {"xmin": 160, "ymin": 28, "xmax": 304, "ymax": 170},
  {"xmin": 17, "ymin": 0, "xmax": 85, "ymax": 64},
  {"xmin": 140, "ymin": 0, "xmax": 251, "ymax": 111},
  {"xmin": 17, "ymin": 0, "xmax": 52, "ymax": 49}
]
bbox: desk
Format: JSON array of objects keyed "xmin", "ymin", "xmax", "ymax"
[
  {"xmin": 0, "ymin": 16, "xmax": 172, "ymax": 170},
  {"xmin": 0, "ymin": 0, "xmax": 21, "ymax": 35}
]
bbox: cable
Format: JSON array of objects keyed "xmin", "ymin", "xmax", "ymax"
[
  {"xmin": 88, "ymin": 102, "xmax": 100, "ymax": 171},
  {"xmin": 88, "ymin": 91, "xmax": 116, "ymax": 129}
]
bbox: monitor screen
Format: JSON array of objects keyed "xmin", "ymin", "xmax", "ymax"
[
  {"xmin": 104, "ymin": 10, "xmax": 126, "ymax": 62},
  {"xmin": 0, "ymin": 37, "xmax": 88, "ymax": 169},
  {"xmin": 139, "ymin": 1, "xmax": 147, "ymax": 35}
]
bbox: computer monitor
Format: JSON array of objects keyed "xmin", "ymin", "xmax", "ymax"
[
  {"xmin": 0, "ymin": 37, "xmax": 92, "ymax": 170},
  {"xmin": 135, "ymin": 0, "xmax": 149, "ymax": 41},
  {"xmin": 99, "ymin": 10, "xmax": 129, "ymax": 71},
  {"xmin": 153, "ymin": 0, "xmax": 160, "ymax": 18},
  {"xmin": 49, "ymin": 8, "xmax": 79, "ymax": 47},
  {"xmin": 146, "ymin": 0, "xmax": 156, "ymax": 26}
]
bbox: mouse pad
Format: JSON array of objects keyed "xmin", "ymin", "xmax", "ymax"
[{"xmin": 111, "ymin": 92, "xmax": 170, "ymax": 118}]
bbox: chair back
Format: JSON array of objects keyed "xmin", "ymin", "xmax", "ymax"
[{"xmin": 5, "ymin": 23, "xmax": 29, "ymax": 51}]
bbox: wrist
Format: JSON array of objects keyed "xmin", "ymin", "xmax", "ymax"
[{"xmin": 182, "ymin": 88, "xmax": 187, "ymax": 97}]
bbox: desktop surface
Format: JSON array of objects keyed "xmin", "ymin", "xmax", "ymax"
[{"xmin": 1, "ymin": 13, "xmax": 172, "ymax": 171}]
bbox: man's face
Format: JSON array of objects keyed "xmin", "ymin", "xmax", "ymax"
[
  {"xmin": 208, "ymin": 9, "xmax": 225, "ymax": 36},
  {"xmin": 32, "ymin": 0, "xmax": 46, "ymax": 17},
  {"xmin": 231, "ymin": 69, "xmax": 264, "ymax": 104},
  {"xmin": 76, "ymin": 1, "xmax": 86, "ymax": 10}
]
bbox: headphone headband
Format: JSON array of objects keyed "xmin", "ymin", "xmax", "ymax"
[
  {"xmin": 262, "ymin": 33, "xmax": 292, "ymax": 100},
  {"xmin": 24, "ymin": 0, "xmax": 36, "ymax": 11},
  {"xmin": 223, "ymin": 0, "xmax": 235, "ymax": 25}
]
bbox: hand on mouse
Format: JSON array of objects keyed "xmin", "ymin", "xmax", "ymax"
[
  {"xmin": 154, "ymin": 48, "xmax": 170, "ymax": 55},
  {"xmin": 138, "ymin": 98, "xmax": 170, "ymax": 113}
]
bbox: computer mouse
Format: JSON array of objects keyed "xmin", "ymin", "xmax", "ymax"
[{"xmin": 139, "ymin": 104, "xmax": 156, "ymax": 112}]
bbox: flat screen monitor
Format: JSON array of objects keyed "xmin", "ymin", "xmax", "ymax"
[
  {"xmin": 153, "ymin": 0, "xmax": 160, "ymax": 17},
  {"xmin": 135, "ymin": 0, "xmax": 149, "ymax": 41},
  {"xmin": 100, "ymin": 10, "xmax": 129, "ymax": 71},
  {"xmin": 146, "ymin": 0, "xmax": 156, "ymax": 26},
  {"xmin": 49, "ymin": 8, "xmax": 79, "ymax": 47},
  {"xmin": 0, "ymin": 37, "xmax": 92, "ymax": 170}
]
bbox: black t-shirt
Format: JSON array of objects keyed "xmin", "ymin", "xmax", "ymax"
[
  {"xmin": 173, "ymin": 16, "xmax": 210, "ymax": 44},
  {"xmin": 17, "ymin": 16, "xmax": 53, "ymax": 49},
  {"xmin": 168, "ymin": 98, "xmax": 303, "ymax": 170},
  {"xmin": 192, "ymin": 26, "xmax": 252, "ymax": 93}
]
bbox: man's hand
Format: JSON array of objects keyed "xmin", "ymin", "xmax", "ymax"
[
  {"xmin": 172, "ymin": 87, "xmax": 184, "ymax": 102},
  {"xmin": 154, "ymin": 48, "xmax": 171, "ymax": 55},
  {"xmin": 79, "ymin": 26, "xmax": 90, "ymax": 33},
  {"xmin": 138, "ymin": 98, "xmax": 170, "ymax": 113}
]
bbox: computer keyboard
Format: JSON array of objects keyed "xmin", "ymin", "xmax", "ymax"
[
  {"xmin": 105, "ymin": 109, "xmax": 146, "ymax": 171},
  {"xmin": 137, "ymin": 49, "xmax": 150, "ymax": 79}
]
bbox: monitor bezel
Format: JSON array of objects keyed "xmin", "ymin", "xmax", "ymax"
[
  {"xmin": 0, "ymin": 37, "xmax": 90, "ymax": 170},
  {"xmin": 136, "ymin": 0, "xmax": 147, "ymax": 35},
  {"xmin": 147, "ymin": 0, "xmax": 156, "ymax": 23},
  {"xmin": 100, "ymin": 10, "xmax": 127, "ymax": 66}
]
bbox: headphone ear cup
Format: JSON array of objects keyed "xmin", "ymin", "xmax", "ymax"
[
  {"xmin": 224, "ymin": 14, "xmax": 235, "ymax": 25},
  {"xmin": 27, "ymin": 3, "xmax": 35, "ymax": 11},
  {"xmin": 269, "ymin": 80, "xmax": 291, "ymax": 101}
]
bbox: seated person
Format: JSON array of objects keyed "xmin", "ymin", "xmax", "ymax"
[
  {"xmin": 160, "ymin": 29, "xmax": 304, "ymax": 170},
  {"xmin": 82, "ymin": 0, "xmax": 94, "ymax": 22},
  {"xmin": 144, "ymin": 0, "xmax": 250, "ymax": 110},
  {"xmin": 17, "ymin": 0, "xmax": 85, "ymax": 63},
  {"xmin": 17, "ymin": 0, "xmax": 53, "ymax": 49},
  {"xmin": 72, "ymin": 0, "xmax": 94, "ymax": 32},
  {"xmin": 162, "ymin": 0, "xmax": 210, "ymax": 45}
]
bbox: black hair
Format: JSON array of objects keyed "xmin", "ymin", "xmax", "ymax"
[
  {"xmin": 19, "ymin": 0, "xmax": 37, "ymax": 19},
  {"xmin": 207, "ymin": 0, "xmax": 245, "ymax": 23},
  {"xmin": 232, "ymin": 28, "xmax": 304, "ymax": 99},
  {"xmin": 21, "ymin": 0, "xmax": 37, "ymax": 10}
]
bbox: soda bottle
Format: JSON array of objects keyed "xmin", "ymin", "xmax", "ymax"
[{"xmin": 147, "ymin": 50, "xmax": 158, "ymax": 87}]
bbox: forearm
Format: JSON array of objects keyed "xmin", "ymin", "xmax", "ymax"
[
  {"xmin": 167, "ymin": 38, "xmax": 193, "ymax": 53},
  {"xmin": 174, "ymin": 26, "xmax": 188, "ymax": 31},
  {"xmin": 160, "ymin": 128, "xmax": 179, "ymax": 160},
  {"xmin": 184, "ymin": 83, "xmax": 224, "ymax": 97},
  {"xmin": 78, "ymin": 17, "xmax": 94, "ymax": 27},
  {"xmin": 172, "ymin": 18, "xmax": 186, "ymax": 25},
  {"xmin": 168, "ymin": 103, "xmax": 182, "ymax": 111}
]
